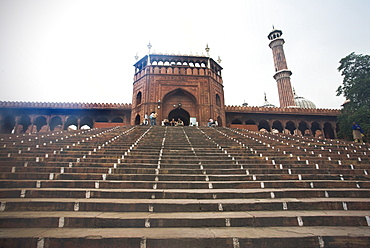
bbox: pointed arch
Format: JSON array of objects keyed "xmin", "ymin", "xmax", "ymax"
[
  {"xmin": 324, "ymin": 122, "xmax": 335, "ymax": 139},
  {"xmin": 285, "ymin": 121, "xmax": 296, "ymax": 135},
  {"xmin": 216, "ymin": 94, "xmax": 221, "ymax": 107},
  {"xmin": 298, "ymin": 121, "xmax": 309, "ymax": 136},
  {"xmin": 136, "ymin": 91, "xmax": 142, "ymax": 106},
  {"xmin": 231, "ymin": 119, "xmax": 242, "ymax": 124},
  {"xmin": 311, "ymin": 122, "xmax": 322, "ymax": 138},
  {"xmin": 246, "ymin": 119, "xmax": 256, "ymax": 125},
  {"xmin": 162, "ymin": 88, "xmax": 197, "ymax": 124},
  {"xmin": 64, "ymin": 116, "xmax": 78, "ymax": 130},
  {"xmin": 81, "ymin": 116, "xmax": 93, "ymax": 129},
  {"xmin": 217, "ymin": 116, "xmax": 222, "ymax": 126},
  {"xmin": 19, "ymin": 115, "xmax": 32, "ymax": 133},
  {"xmin": 50, "ymin": 116, "xmax": 62, "ymax": 131},
  {"xmin": 112, "ymin": 117, "xmax": 124, "ymax": 123},
  {"xmin": 2, "ymin": 115, "xmax": 15, "ymax": 134},
  {"xmin": 258, "ymin": 120, "xmax": 270, "ymax": 132},
  {"xmin": 134, "ymin": 114, "xmax": 141, "ymax": 125},
  {"xmin": 272, "ymin": 120, "xmax": 283, "ymax": 132},
  {"xmin": 168, "ymin": 108, "xmax": 190, "ymax": 126}
]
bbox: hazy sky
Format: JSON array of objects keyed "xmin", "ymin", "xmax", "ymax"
[{"xmin": 1, "ymin": 0, "xmax": 369, "ymax": 109}]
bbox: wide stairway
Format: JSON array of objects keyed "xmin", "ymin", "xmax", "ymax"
[{"xmin": 0, "ymin": 126, "xmax": 369, "ymax": 247}]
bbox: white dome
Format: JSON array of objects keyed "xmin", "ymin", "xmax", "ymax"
[{"xmin": 294, "ymin": 95, "xmax": 316, "ymax": 108}]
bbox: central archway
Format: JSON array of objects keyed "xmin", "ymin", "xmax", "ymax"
[{"xmin": 168, "ymin": 108, "xmax": 190, "ymax": 126}]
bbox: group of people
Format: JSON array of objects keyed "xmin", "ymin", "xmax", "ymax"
[
  {"xmin": 163, "ymin": 118, "xmax": 184, "ymax": 126},
  {"xmin": 143, "ymin": 112, "xmax": 158, "ymax": 126},
  {"xmin": 143, "ymin": 112, "xmax": 184, "ymax": 126}
]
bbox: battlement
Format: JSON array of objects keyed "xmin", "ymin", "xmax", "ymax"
[
  {"xmin": 225, "ymin": 105, "xmax": 340, "ymax": 116},
  {"xmin": 0, "ymin": 101, "xmax": 132, "ymax": 110},
  {"xmin": 134, "ymin": 54, "xmax": 223, "ymax": 84}
]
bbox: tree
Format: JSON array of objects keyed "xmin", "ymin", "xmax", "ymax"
[{"xmin": 336, "ymin": 52, "xmax": 370, "ymax": 140}]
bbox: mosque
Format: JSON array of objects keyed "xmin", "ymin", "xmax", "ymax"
[{"xmin": 0, "ymin": 28, "xmax": 340, "ymax": 138}]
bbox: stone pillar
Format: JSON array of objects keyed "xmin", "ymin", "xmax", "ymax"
[{"xmin": 332, "ymin": 122, "xmax": 337, "ymax": 139}]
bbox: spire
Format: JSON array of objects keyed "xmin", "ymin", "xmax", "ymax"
[
  {"xmin": 147, "ymin": 42, "xmax": 152, "ymax": 65},
  {"xmin": 205, "ymin": 44, "xmax": 210, "ymax": 68},
  {"xmin": 205, "ymin": 44, "xmax": 210, "ymax": 57},
  {"xmin": 217, "ymin": 56, "xmax": 222, "ymax": 64}
]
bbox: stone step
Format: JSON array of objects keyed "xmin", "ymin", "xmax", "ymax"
[
  {"xmin": 1, "ymin": 179, "xmax": 369, "ymax": 189},
  {"xmin": 1, "ymin": 211, "xmax": 370, "ymax": 228},
  {"xmin": 0, "ymin": 227, "xmax": 369, "ymax": 248},
  {"xmin": 1, "ymin": 188, "xmax": 370, "ymax": 199},
  {"xmin": 1, "ymin": 198, "xmax": 370, "ymax": 212},
  {"xmin": 1, "ymin": 172, "xmax": 369, "ymax": 183}
]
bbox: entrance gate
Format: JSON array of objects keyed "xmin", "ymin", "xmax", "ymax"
[{"xmin": 168, "ymin": 108, "xmax": 190, "ymax": 126}]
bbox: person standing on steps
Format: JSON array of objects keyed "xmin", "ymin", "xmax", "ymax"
[
  {"xmin": 352, "ymin": 122, "xmax": 364, "ymax": 143},
  {"xmin": 144, "ymin": 113, "xmax": 149, "ymax": 125},
  {"xmin": 150, "ymin": 112, "xmax": 157, "ymax": 125}
]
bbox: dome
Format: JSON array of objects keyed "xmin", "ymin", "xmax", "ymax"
[
  {"xmin": 262, "ymin": 93, "xmax": 276, "ymax": 108},
  {"xmin": 293, "ymin": 90, "xmax": 316, "ymax": 109}
]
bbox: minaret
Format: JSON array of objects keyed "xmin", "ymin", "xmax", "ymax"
[{"xmin": 268, "ymin": 28, "xmax": 295, "ymax": 107}]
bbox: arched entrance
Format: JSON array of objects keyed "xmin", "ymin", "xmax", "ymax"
[
  {"xmin": 168, "ymin": 108, "xmax": 190, "ymax": 126},
  {"xmin": 162, "ymin": 88, "xmax": 197, "ymax": 126},
  {"xmin": 134, "ymin": 114, "xmax": 141, "ymax": 125}
]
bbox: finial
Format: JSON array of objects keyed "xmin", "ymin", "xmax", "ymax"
[
  {"xmin": 134, "ymin": 53, "xmax": 139, "ymax": 61},
  {"xmin": 272, "ymin": 25, "xmax": 275, "ymax": 30},
  {"xmin": 147, "ymin": 42, "xmax": 152, "ymax": 51},
  {"xmin": 217, "ymin": 56, "xmax": 222, "ymax": 64},
  {"xmin": 147, "ymin": 42, "xmax": 152, "ymax": 66},
  {"xmin": 205, "ymin": 44, "xmax": 210, "ymax": 55},
  {"xmin": 264, "ymin": 92, "xmax": 267, "ymax": 101},
  {"xmin": 293, "ymin": 87, "xmax": 296, "ymax": 96}
]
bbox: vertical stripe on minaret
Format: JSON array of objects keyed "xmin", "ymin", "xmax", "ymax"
[{"xmin": 268, "ymin": 29, "xmax": 296, "ymax": 108}]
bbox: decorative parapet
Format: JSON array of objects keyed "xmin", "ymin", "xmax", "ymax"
[
  {"xmin": 225, "ymin": 105, "xmax": 340, "ymax": 116},
  {"xmin": 0, "ymin": 101, "xmax": 132, "ymax": 110}
]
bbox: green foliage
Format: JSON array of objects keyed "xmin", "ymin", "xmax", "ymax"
[{"xmin": 336, "ymin": 52, "xmax": 370, "ymax": 140}]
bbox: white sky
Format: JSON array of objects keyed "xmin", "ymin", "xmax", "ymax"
[{"xmin": 1, "ymin": 0, "xmax": 369, "ymax": 109}]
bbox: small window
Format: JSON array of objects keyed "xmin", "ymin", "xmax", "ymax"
[
  {"xmin": 136, "ymin": 91, "xmax": 142, "ymax": 105},
  {"xmin": 216, "ymin": 94, "xmax": 221, "ymax": 107}
]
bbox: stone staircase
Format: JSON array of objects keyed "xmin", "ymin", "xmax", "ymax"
[{"xmin": 0, "ymin": 126, "xmax": 369, "ymax": 247}]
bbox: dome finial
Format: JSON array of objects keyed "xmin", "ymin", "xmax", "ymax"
[
  {"xmin": 262, "ymin": 92, "xmax": 276, "ymax": 108},
  {"xmin": 205, "ymin": 43, "xmax": 210, "ymax": 56}
]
